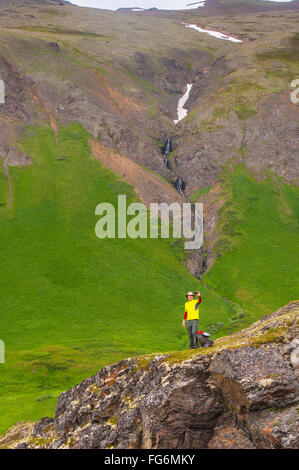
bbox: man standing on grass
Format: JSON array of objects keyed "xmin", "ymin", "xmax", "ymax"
[{"xmin": 182, "ymin": 291, "xmax": 202, "ymax": 349}]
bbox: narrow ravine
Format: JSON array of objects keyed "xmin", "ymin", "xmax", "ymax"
[
  {"xmin": 159, "ymin": 65, "xmax": 242, "ymax": 316},
  {"xmin": 160, "ymin": 135, "xmax": 240, "ymax": 319},
  {"xmin": 160, "ymin": 142, "xmax": 206, "ymax": 278},
  {"xmin": 171, "ymin": 168, "xmax": 240, "ymax": 316}
]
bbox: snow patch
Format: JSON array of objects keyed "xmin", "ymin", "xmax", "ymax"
[
  {"xmin": 184, "ymin": 23, "xmax": 243, "ymax": 43},
  {"xmin": 174, "ymin": 83, "xmax": 193, "ymax": 125}
]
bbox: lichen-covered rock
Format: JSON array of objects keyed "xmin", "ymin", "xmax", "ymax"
[
  {"xmin": 210, "ymin": 344, "xmax": 298, "ymax": 411},
  {"xmin": 240, "ymin": 406, "xmax": 299, "ymax": 449},
  {"xmin": 207, "ymin": 411, "xmax": 256, "ymax": 449},
  {"xmin": 289, "ymin": 340, "xmax": 299, "ymax": 377},
  {"xmin": 1, "ymin": 301, "xmax": 298, "ymax": 449},
  {"xmin": 0, "ymin": 421, "xmax": 35, "ymax": 449}
]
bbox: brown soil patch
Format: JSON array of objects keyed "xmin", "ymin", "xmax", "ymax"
[
  {"xmin": 89, "ymin": 138, "xmax": 183, "ymax": 208},
  {"xmin": 104, "ymin": 77, "xmax": 144, "ymax": 116}
]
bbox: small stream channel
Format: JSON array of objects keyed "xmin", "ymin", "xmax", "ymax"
[
  {"xmin": 161, "ymin": 136, "xmax": 207, "ymax": 278},
  {"xmin": 160, "ymin": 136, "xmax": 243, "ymax": 321}
]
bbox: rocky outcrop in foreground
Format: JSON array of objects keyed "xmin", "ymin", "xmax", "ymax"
[{"xmin": 1, "ymin": 301, "xmax": 298, "ymax": 449}]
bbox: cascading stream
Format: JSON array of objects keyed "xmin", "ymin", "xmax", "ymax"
[
  {"xmin": 160, "ymin": 82, "xmax": 208, "ymax": 273},
  {"xmin": 172, "ymin": 173, "xmax": 240, "ymax": 318},
  {"xmin": 160, "ymin": 137, "xmax": 206, "ymax": 275},
  {"xmin": 174, "ymin": 176, "xmax": 185, "ymax": 198},
  {"xmin": 162, "ymin": 138, "xmax": 172, "ymax": 169},
  {"xmin": 159, "ymin": 74, "xmax": 241, "ymax": 315},
  {"xmin": 172, "ymin": 172, "xmax": 207, "ymax": 278}
]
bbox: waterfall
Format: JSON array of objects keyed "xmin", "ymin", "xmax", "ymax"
[
  {"xmin": 162, "ymin": 137, "xmax": 172, "ymax": 169},
  {"xmin": 198, "ymin": 246, "xmax": 207, "ymax": 275},
  {"xmin": 174, "ymin": 176, "xmax": 185, "ymax": 198}
]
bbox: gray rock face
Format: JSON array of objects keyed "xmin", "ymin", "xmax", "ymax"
[
  {"xmin": 290, "ymin": 347, "xmax": 299, "ymax": 377},
  {"xmin": 210, "ymin": 344, "xmax": 298, "ymax": 411},
  {"xmin": 173, "ymin": 91, "xmax": 299, "ymax": 194},
  {"xmin": 1, "ymin": 301, "xmax": 298, "ymax": 450}
]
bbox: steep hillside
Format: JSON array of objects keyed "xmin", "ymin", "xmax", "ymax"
[
  {"xmin": 0, "ymin": 0, "xmax": 298, "ymax": 436},
  {"xmin": 0, "ymin": 121, "xmax": 234, "ymax": 434}
]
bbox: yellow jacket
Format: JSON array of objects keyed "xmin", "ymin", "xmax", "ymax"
[{"xmin": 184, "ymin": 296, "xmax": 202, "ymax": 320}]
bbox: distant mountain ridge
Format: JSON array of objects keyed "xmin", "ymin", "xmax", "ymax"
[{"xmin": 116, "ymin": 0, "xmax": 299, "ymax": 16}]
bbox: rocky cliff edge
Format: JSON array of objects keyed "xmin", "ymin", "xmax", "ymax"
[{"xmin": 1, "ymin": 301, "xmax": 298, "ymax": 449}]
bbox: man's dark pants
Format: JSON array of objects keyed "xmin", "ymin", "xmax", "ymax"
[{"xmin": 186, "ymin": 319, "xmax": 198, "ymax": 348}]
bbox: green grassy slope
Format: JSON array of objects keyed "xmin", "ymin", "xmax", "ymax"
[
  {"xmin": 203, "ymin": 165, "xmax": 299, "ymax": 320},
  {"xmin": 0, "ymin": 2, "xmax": 298, "ymax": 437},
  {"xmin": 0, "ymin": 124, "xmax": 233, "ymax": 434}
]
